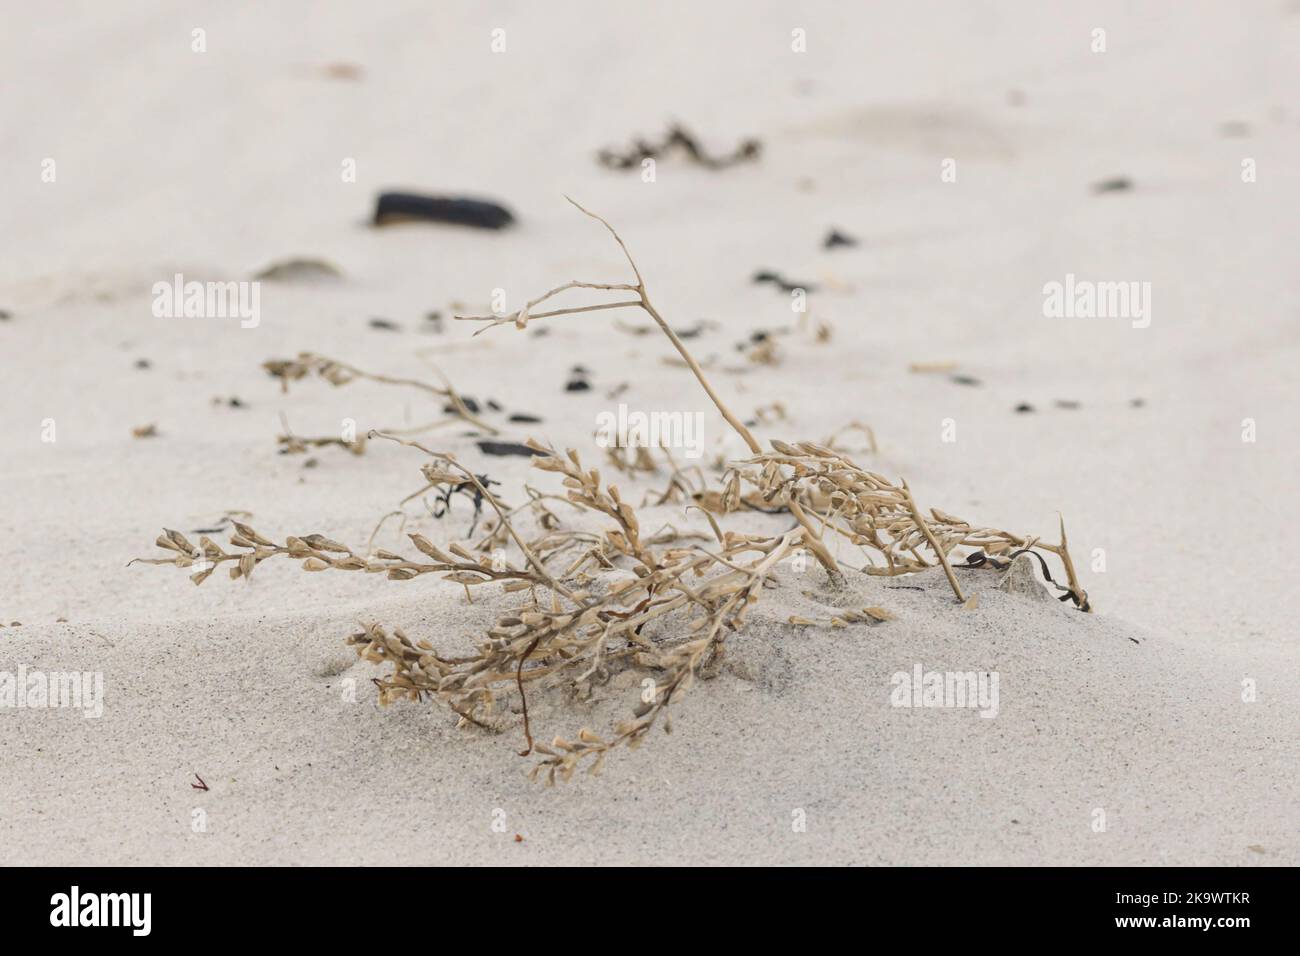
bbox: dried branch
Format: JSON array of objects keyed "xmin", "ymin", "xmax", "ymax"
[{"xmin": 264, "ymin": 352, "xmax": 498, "ymax": 435}]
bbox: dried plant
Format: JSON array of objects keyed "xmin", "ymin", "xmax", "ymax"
[
  {"xmin": 454, "ymin": 199, "xmax": 1088, "ymax": 608},
  {"xmin": 137, "ymin": 200, "xmax": 1090, "ymax": 782},
  {"xmin": 457, "ymin": 198, "xmax": 847, "ymax": 587},
  {"xmin": 278, "ymin": 413, "xmax": 366, "ymax": 456},
  {"xmin": 264, "ymin": 351, "xmax": 497, "ymax": 435}
]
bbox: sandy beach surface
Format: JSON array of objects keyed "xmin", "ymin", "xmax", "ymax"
[{"xmin": 2, "ymin": 1, "xmax": 1297, "ymax": 865}]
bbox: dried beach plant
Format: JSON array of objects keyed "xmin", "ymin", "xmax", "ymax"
[
  {"xmin": 278, "ymin": 413, "xmax": 366, "ymax": 456},
  {"xmin": 137, "ymin": 200, "xmax": 1089, "ymax": 782},
  {"xmin": 133, "ymin": 432, "xmax": 806, "ymax": 779},
  {"xmin": 264, "ymin": 351, "xmax": 497, "ymax": 435},
  {"xmin": 456, "ymin": 199, "xmax": 1087, "ymax": 608},
  {"xmin": 457, "ymin": 198, "xmax": 846, "ymax": 587}
]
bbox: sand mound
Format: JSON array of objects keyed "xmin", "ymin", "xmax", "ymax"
[{"xmin": 2, "ymin": 563, "xmax": 1292, "ymax": 865}]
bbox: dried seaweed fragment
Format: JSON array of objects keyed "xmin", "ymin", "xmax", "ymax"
[
  {"xmin": 753, "ymin": 270, "xmax": 817, "ymax": 294},
  {"xmin": 823, "ymin": 229, "xmax": 859, "ymax": 250},
  {"xmin": 598, "ymin": 124, "xmax": 760, "ymax": 171}
]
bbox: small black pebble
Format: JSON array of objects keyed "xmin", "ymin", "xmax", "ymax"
[
  {"xmin": 368, "ymin": 317, "xmax": 401, "ymax": 331},
  {"xmin": 565, "ymin": 380, "xmax": 591, "ymax": 392},
  {"xmin": 444, "ymin": 398, "xmax": 480, "ymax": 414},
  {"xmin": 823, "ymin": 229, "xmax": 859, "ymax": 250},
  {"xmin": 950, "ymin": 375, "xmax": 982, "ymax": 387},
  {"xmin": 571, "ymin": 365, "xmax": 588, "ymax": 375},
  {"xmin": 373, "ymin": 192, "xmax": 515, "ymax": 230},
  {"xmin": 486, "ymin": 399, "xmax": 502, "ymax": 412},
  {"xmin": 135, "ymin": 358, "xmax": 152, "ymax": 370},
  {"xmin": 477, "ymin": 440, "xmax": 544, "ymax": 458},
  {"xmin": 508, "ymin": 413, "xmax": 543, "ymax": 424},
  {"xmin": 1014, "ymin": 403, "xmax": 1035, "ymax": 413},
  {"xmin": 1092, "ymin": 177, "xmax": 1133, "ymax": 193},
  {"xmin": 0, "ymin": 309, "xmax": 12, "ymax": 321}
]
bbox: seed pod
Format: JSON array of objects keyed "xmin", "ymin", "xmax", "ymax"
[
  {"xmin": 163, "ymin": 529, "xmax": 199, "ymax": 557},
  {"xmin": 301, "ymin": 534, "xmax": 350, "ymax": 553}
]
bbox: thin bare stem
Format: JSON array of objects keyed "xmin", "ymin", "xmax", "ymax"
[
  {"xmin": 267, "ymin": 353, "xmax": 499, "ymax": 435},
  {"xmin": 565, "ymin": 196, "xmax": 761, "ymax": 455},
  {"xmin": 461, "ymin": 300, "xmax": 643, "ymax": 335}
]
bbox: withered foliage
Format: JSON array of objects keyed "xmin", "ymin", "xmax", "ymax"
[
  {"xmin": 264, "ymin": 351, "xmax": 496, "ymax": 435},
  {"xmin": 597, "ymin": 123, "xmax": 760, "ymax": 171},
  {"xmin": 137, "ymin": 202, "xmax": 1089, "ymax": 782}
]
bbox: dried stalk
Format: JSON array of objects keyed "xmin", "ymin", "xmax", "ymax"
[
  {"xmin": 457, "ymin": 197, "xmax": 847, "ymax": 586},
  {"xmin": 454, "ymin": 203, "xmax": 1087, "ymax": 609},
  {"xmin": 459, "ymin": 198, "xmax": 762, "ymax": 455},
  {"xmin": 264, "ymin": 352, "xmax": 498, "ymax": 435}
]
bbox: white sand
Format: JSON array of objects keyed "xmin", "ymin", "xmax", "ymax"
[{"xmin": 2, "ymin": 0, "xmax": 1297, "ymax": 865}]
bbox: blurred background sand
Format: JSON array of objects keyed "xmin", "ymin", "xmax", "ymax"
[{"xmin": 1, "ymin": 1, "xmax": 1297, "ymax": 864}]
